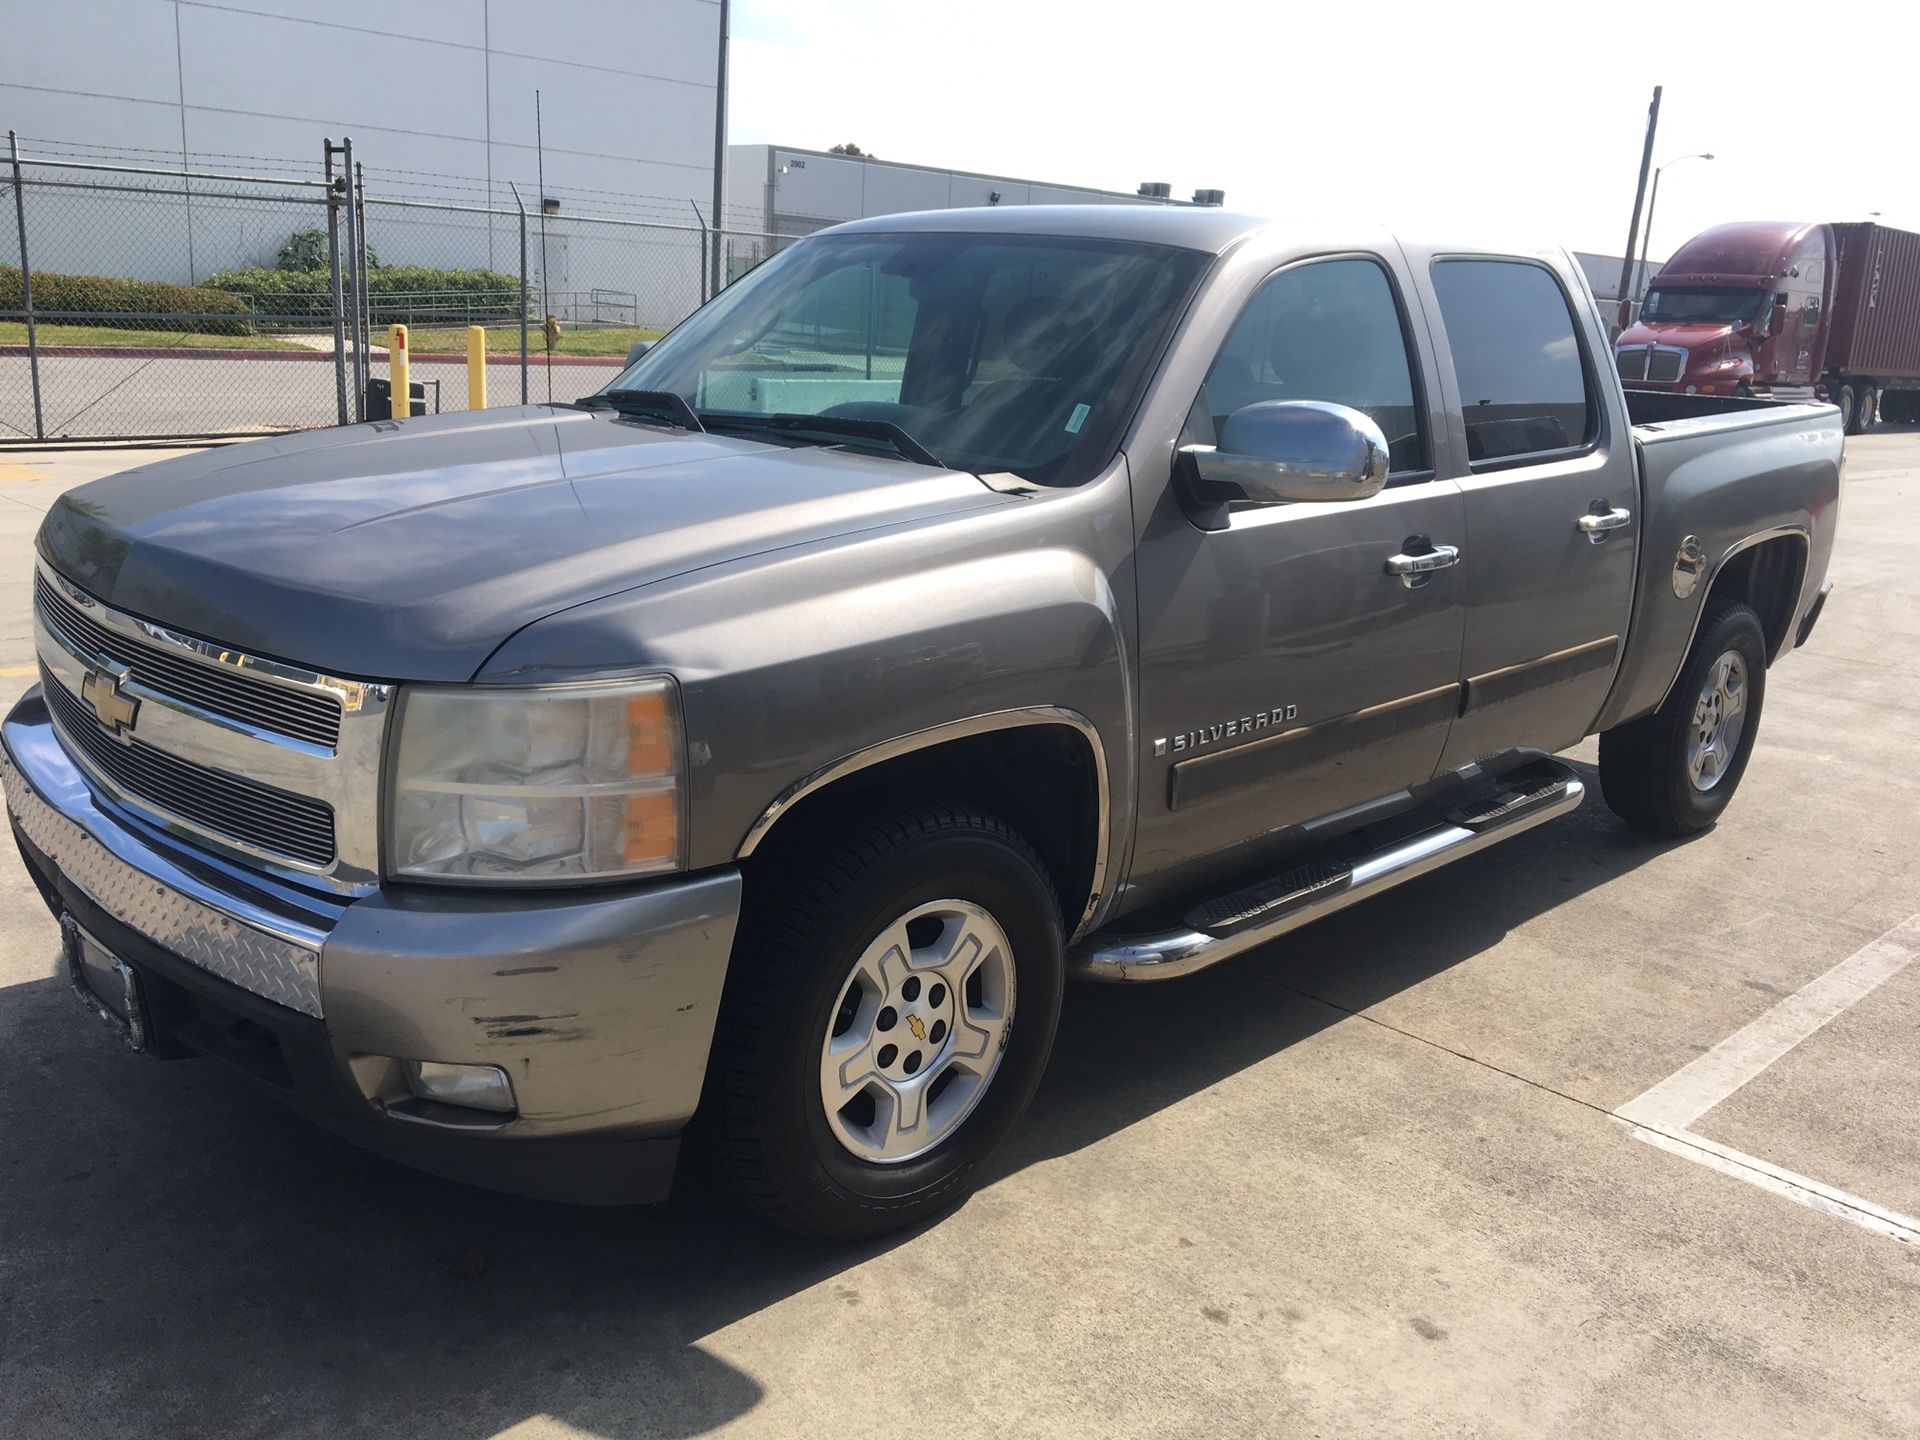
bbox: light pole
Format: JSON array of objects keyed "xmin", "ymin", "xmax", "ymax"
[{"xmin": 1633, "ymin": 152, "xmax": 1714, "ymax": 321}]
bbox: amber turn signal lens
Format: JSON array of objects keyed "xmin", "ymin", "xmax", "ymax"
[
  {"xmin": 624, "ymin": 789, "xmax": 679, "ymax": 867},
  {"xmin": 626, "ymin": 691, "xmax": 674, "ymax": 775}
]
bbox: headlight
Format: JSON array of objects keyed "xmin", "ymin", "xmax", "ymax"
[{"xmin": 387, "ymin": 678, "xmax": 684, "ymax": 883}]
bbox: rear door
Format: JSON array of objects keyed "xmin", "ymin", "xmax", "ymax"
[{"xmin": 1409, "ymin": 252, "xmax": 1639, "ymax": 769}]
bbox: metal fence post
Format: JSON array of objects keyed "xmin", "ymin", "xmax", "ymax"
[
  {"xmin": 354, "ymin": 159, "xmax": 372, "ymax": 414},
  {"xmin": 323, "ymin": 139, "xmax": 350, "ymax": 426},
  {"xmin": 510, "ymin": 181, "xmax": 529, "ymax": 404},
  {"xmin": 341, "ymin": 138, "xmax": 365, "ymax": 420},
  {"xmin": 689, "ymin": 200, "xmax": 709, "ymax": 305},
  {"xmin": 8, "ymin": 130, "xmax": 45, "ymax": 441}
]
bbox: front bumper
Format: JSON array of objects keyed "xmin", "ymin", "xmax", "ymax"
[{"xmin": 3, "ymin": 687, "xmax": 743, "ymax": 1205}]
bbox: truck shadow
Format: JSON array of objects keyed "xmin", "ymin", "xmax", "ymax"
[{"xmin": 0, "ymin": 762, "xmax": 1680, "ymax": 1438}]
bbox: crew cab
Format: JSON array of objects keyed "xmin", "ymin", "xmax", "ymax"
[{"xmin": 3, "ymin": 207, "xmax": 1843, "ymax": 1238}]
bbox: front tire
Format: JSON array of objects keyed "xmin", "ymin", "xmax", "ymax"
[
  {"xmin": 1599, "ymin": 601, "xmax": 1768, "ymax": 836},
  {"xmin": 701, "ymin": 801, "xmax": 1065, "ymax": 1239}
]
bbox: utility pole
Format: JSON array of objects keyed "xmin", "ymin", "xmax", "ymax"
[{"xmin": 1615, "ymin": 86, "xmax": 1662, "ymax": 329}]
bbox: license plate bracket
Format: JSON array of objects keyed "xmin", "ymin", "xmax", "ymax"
[{"xmin": 61, "ymin": 913, "xmax": 149, "ymax": 1052}]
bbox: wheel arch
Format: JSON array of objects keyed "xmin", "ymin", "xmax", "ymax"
[
  {"xmin": 1703, "ymin": 529, "xmax": 1808, "ymax": 663},
  {"xmin": 1646, "ymin": 527, "xmax": 1808, "ymax": 717},
  {"xmin": 736, "ymin": 708, "xmax": 1111, "ymax": 940}
]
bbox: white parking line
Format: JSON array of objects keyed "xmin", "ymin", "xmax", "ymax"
[{"xmin": 1615, "ymin": 912, "xmax": 1920, "ymax": 1246}]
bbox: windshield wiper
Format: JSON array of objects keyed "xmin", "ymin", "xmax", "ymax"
[
  {"xmin": 697, "ymin": 412, "xmax": 945, "ymax": 469},
  {"xmin": 580, "ymin": 389, "xmax": 705, "ymax": 432}
]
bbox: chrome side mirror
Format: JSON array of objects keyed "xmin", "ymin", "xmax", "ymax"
[{"xmin": 1178, "ymin": 401, "xmax": 1389, "ymax": 525}]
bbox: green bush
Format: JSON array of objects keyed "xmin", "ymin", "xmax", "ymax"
[
  {"xmin": 0, "ymin": 265, "xmax": 254, "ymax": 335},
  {"xmin": 204, "ymin": 264, "xmax": 522, "ymax": 322},
  {"xmin": 276, "ymin": 227, "xmax": 379, "ymax": 272}
]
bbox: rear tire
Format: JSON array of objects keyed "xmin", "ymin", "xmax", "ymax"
[
  {"xmin": 1599, "ymin": 601, "xmax": 1768, "ymax": 836},
  {"xmin": 1858, "ymin": 384, "xmax": 1878, "ymax": 431},
  {"xmin": 701, "ymin": 800, "xmax": 1065, "ymax": 1240},
  {"xmin": 1838, "ymin": 383, "xmax": 1859, "ymax": 433}
]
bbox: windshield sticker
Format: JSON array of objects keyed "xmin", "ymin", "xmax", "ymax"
[{"xmin": 1065, "ymin": 402, "xmax": 1091, "ymax": 434}]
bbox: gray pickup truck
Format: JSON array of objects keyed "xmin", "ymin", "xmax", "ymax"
[{"xmin": 4, "ymin": 207, "xmax": 1842, "ymax": 1238}]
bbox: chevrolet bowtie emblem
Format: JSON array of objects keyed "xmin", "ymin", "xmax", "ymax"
[
  {"xmin": 81, "ymin": 667, "xmax": 140, "ymax": 741},
  {"xmin": 907, "ymin": 1014, "xmax": 927, "ymax": 1042}
]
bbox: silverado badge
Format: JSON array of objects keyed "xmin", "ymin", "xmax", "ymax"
[{"xmin": 1154, "ymin": 704, "xmax": 1298, "ymax": 757}]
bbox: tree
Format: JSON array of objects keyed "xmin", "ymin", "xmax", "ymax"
[
  {"xmin": 276, "ymin": 227, "xmax": 379, "ymax": 272},
  {"xmin": 827, "ymin": 143, "xmax": 870, "ymax": 158}
]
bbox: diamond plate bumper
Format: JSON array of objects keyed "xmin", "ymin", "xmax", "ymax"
[{"xmin": 4, "ymin": 690, "xmax": 338, "ymax": 1017}]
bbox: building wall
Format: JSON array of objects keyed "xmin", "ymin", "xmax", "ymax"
[{"xmin": 2, "ymin": 0, "xmax": 720, "ymax": 289}]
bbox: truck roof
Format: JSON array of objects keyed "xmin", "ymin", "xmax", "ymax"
[
  {"xmin": 1655, "ymin": 220, "xmax": 1828, "ymax": 289},
  {"xmin": 824, "ymin": 203, "xmax": 1304, "ymax": 253}
]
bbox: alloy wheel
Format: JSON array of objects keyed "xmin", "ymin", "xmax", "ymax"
[
  {"xmin": 1686, "ymin": 649, "xmax": 1749, "ymax": 791},
  {"xmin": 818, "ymin": 899, "xmax": 1016, "ymax": 1164}
]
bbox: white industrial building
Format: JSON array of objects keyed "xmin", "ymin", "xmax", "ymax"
[
  {"xmin": 727, "ymin": 143, "xmax": 1208, "ymax": 240},
  {"xmin": 2, "ymin": 0, "xmax": 725, "ymax": 290},
  {"xmin": 3, "ymin": 7, "xmax": 1231, "ymax": 328}
]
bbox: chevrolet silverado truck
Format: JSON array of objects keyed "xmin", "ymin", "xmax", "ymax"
[{"xmin": 3, "ymin": 207, "xmax": 1842, "ymax": 1239}]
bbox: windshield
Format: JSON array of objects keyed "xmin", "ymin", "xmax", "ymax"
[
  {"xmin": 1639, "ymin": 286, "xmax": 1765, "ymax": 326},
  {"xmin": 597, "ymin": 232, "xmax": 1209, "ymax": 486}
]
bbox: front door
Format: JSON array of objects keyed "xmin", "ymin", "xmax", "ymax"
[
  {"xmin": 1415, "ymin": 255, "xmax": 1638, "ymax": 769},
  {"xmin": 1129, "ymin": 254, "xmax": 1467, "ymax": 908}
]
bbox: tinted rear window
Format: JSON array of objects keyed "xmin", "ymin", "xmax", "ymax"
[{"xmin": 1430, "ymin": 260, "xmax": 1594, "ymax": 464}]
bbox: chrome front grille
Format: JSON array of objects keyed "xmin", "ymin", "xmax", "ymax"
[
  {"xmin": 43, "ymin": 668, "xmax": 336, "ymax": 866},
  {"xmin": 34, "ymin": 571, "xmax": 343, "ymax": 747},
  {"xmin": 1615, "ymin": 344, "xmax": 1687, "ymax": 385},
  {"xmin": 1647, "ymin": 348, "xmax": 1686, "ymax": 384},
  {"xmin": 31, "ymin": 559, "xmax": 391, "ymax": 889}
]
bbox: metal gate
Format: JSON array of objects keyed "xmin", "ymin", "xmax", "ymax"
[
  {"xmin": 1, "ymin": 134, "xmax": 357, "ymax": 441},
  {"xmin": 3, "ymin": 128, "xmax": 801, "ymax": 443}
]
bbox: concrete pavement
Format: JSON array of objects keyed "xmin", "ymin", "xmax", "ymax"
[
  {"xmin": 0, "ymin": 355, "xmax": 611, "ymax": 440},
  {"xmin": 1, "ymin": 434, "xmax": 1917, "ymax": 1438}
]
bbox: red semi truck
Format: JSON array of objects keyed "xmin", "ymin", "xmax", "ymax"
[{"xmin": 1616, "ymin": 220, "xmax": 1920, "ymax": 433}]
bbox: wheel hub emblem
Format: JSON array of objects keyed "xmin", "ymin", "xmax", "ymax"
[{"xmin": 906, "ymin": 1013, "xmax": 927, "ymax": 1042}]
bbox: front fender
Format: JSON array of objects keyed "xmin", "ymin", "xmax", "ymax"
[{"xmin": 475, "ymin": 474, "xmax": 1138, "ymax": 880}]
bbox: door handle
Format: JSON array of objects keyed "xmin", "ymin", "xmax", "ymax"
[
  {"xmin": 1384, "ymin": 544, "xmax": 1461, "ymax": 588},
  {"xmin": 1577, "ymin": 506, "xmax": 1632, "ymax": 541}
]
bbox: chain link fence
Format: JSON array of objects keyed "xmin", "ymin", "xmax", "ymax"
[{"xmin": 2, "ymin": 131, "xmax": 801, "ymax": 442}]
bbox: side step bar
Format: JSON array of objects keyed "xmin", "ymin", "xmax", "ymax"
[{"xmin": 1070, "ymin": 761, "xmax": 1585, "ymax": 983}]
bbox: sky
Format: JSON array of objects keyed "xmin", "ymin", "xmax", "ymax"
[{"xmin": 731, "ymin": 0, "xmax": 1919, "ymax": 262}]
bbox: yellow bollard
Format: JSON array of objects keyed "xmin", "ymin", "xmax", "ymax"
[
  {"xmin": 389, "ymin": 324, "xmax": 410, "ymax": 419},
  {"xmin": 466, "ymin": 325, "xmax": 487, "ymax": 410}
]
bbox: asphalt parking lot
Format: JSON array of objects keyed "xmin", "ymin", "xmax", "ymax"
[{"xmin": 2, "ymin": 432, "xmax": 1918, "ymax": 1438}]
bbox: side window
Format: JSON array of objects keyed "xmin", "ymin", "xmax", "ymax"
[
  {"xmin": 1201, "ymin": 258, "xmax": 1427, "ymax": 474},
  {"xmin": 1430, "ymin": 259, "xmax": 1595, "ymax": 465}
]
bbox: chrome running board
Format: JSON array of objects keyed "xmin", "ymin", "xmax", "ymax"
[{"xmin": 1070, "ymin": 760, "xmax": 1585, "ymax": 983}]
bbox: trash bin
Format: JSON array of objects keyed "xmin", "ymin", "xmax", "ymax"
[{"xmin": 364, "ymin": 378, "xmax": 427, "ymax": 421}]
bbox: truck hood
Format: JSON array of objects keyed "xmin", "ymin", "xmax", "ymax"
[
  {"xmin": 1616, "ymin": 321, "xmax": 1741, "ymax": 350},
  {"xmin": 38, "ymin": 405, "xmax": 1012, "ymax": 681}
]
